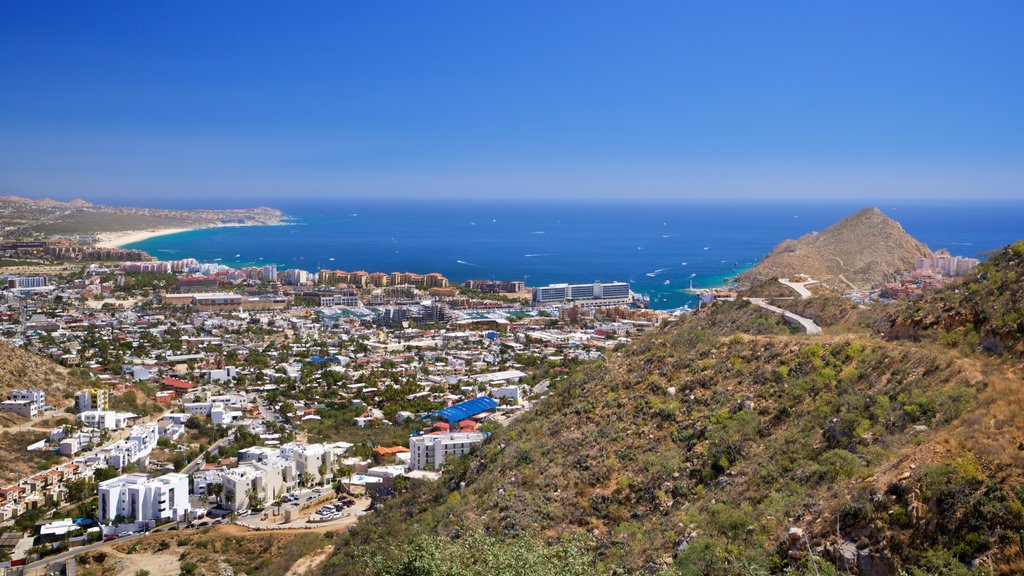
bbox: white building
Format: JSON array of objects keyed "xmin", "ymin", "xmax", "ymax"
[
  {"xmin": 8, "ymin": 276, "xmax": 47, "ymax": 289},
  {"xmin": 207, "ymin": 366, "xmax": 238, "ymax": 383},
  {"xmin": 408, "ymin": 432, "xmax": 486, "ymax": 471},
  {"xmin": 319, "ymin": 294, "xmax": 360, "ymax": 307},
  {"xmin": 915, "ymin": 251, "xmax": 980, "ymax": 277},
  {"xmin": 9, "ymin": 389, "xmax": 45, "ymax": 411},
  {"xmin": 532, "ymin": 281, "xmax": 632, "ymax": 307},
  {"xmin": 0, "ymin": 400, "xmax": 37, "ymax": 418},
  {"xmin": 103, "ymin": 424, "xmax": 158, "ymax": 469},
  {"xmin": 78, "ymin": 410, "xmax": 132, "ymax": 430},
  {"xmin": 98, "ymin": 473, "xmax": 190, "ymax": 524}
]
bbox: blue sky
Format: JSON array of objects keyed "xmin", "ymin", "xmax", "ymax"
[{"xmin": 1, "ymin": 1, "xmax": 1021, "ymax": 204}]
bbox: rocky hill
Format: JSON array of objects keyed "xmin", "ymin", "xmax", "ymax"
[
  {"xmin": 0, "ymin": 341, "xmax": 78, "ymax": 405},
  {"xmin": 737, "ymin": 207, "xmax": 932, "ymax": 290},
  {"xmin": 319, "ymin": 244, "xmax": 1024, "ymax": 576}
]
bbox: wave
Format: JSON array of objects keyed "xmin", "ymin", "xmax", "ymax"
[
  {"xmin": 661, "ymin": 234, "xmax": 673, "ymax": 238},
  {"xmin": 523, "ymin": 253, "xmax": 552, "ymax": 258}
]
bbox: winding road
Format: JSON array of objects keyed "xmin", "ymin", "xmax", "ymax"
[{"xmin": 746, "ymin": 298, "xmax": 822, "ymax": 335}]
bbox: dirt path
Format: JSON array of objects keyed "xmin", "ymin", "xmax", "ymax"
[{"xmin": 286, "ymin": 544, "xmax": 335, "ymax": 576}]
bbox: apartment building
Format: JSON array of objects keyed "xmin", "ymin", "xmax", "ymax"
[
  {"xmin": 98, "ymin": 473, "xmax": 190, "ymax": 524},
  {"xmin": 408, "ymin": 432, "xmax": 486, "ymax": 470}
]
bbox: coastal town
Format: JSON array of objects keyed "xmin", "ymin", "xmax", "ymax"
[{"xmin": 0, "ymin": 234, "xmax": 663, "ymax": 571}]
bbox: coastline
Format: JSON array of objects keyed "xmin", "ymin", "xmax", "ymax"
[{"xmin": 94, "ymin": 221, "xmax": 287, "ymax": 249}]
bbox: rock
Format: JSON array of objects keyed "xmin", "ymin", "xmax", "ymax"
[
  {"xmin": 667, "ymin": 386, "xmax": 676, "ymax": 396},
  {"xmin": 788, "ymin": 527, "xmax": 805, "ymax": 544},
  {"xmin": 911, "ymin": 425, "xmax": 929, "ymax": 434}
]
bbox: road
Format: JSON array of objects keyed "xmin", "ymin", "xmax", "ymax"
[
  {"xmin": 183, "ymin": 433, "xmax": 234, "ymax": 475},
  {"xmin": 777, "ymin": 278, "xmax": 815, "ymax": 300},
  {"xmin": 20, "ymin": 532, "xmax": 146, "ymax": 573},
  {"xmin": 746, "ymin": 298, "xmax": 822, "ymax": 335}
]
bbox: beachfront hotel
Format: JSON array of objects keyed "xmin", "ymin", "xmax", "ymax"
[{"xmin": 532, "ymin": 281, "xmax": 632, "ymax": 307}]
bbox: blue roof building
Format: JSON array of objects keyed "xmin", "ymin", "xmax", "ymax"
[{"xmin": 431, "ymin": 396, "xmax": 498, "ymax": 424}]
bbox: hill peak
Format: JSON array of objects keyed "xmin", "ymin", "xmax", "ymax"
[{"xmin": 737, "ymin": 206, "xmax": 932, "ymax": 290}]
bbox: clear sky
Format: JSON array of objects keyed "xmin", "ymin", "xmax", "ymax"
[{"xmin": 1, "ymin": 1, "xmax": 1021, "ymax": 203}]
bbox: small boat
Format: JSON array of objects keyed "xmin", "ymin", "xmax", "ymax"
[{"xmin": 663, "ymin": 280, "xmax": 670, "ymax": 285}]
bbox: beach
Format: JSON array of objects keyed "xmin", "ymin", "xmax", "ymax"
[
  {"xmin": 93, "ymin": 222, "xmax": 282, "ymax": 249},
  {"xmin": 94, "ymin": 227, "xmax": 194, "ymax": 249}
]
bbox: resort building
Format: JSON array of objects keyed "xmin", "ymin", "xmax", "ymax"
[{"xmin": 532, "ymin": 281, "xmax": 632, "ymax": 307}]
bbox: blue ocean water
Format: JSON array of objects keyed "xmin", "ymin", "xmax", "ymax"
[{"xmin": 125, "ymin": 200, "xmax": 1024, "ymax": 310}]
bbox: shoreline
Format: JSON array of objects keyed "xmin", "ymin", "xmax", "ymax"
[{"xmin": 94, "ymin": 221, "xmax": 287, "ymax": 249}]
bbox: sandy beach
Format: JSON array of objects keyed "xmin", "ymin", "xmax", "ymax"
[{"xmin": 93, "ymin": 227, "xmax": 193, "ymax": 248}]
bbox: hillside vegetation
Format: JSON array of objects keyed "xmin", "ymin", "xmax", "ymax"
[{"xmin": 877, "ymin": 241, "xmax": 1024, "ymax": 359}]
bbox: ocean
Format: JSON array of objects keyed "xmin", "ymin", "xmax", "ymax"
[{"xmin": 125, "ymin": 199, "xmax": 1024, "ymax": 310}]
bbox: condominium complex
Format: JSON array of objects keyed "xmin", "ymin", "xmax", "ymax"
[
  {"xmin": 532, "ymin": 281, "xmax": 632, "ymax": 307},
  {"xmin": 318, "ymin": 269, "xmax": 450, "ymax": 288},
  {"xmin": 464, "ymin": 279, "xmax": 525, "ymax": 293},
  {"xmin": 408, "ymin": 432, "xmax": 486, "ymax": 471},
  {"xmin": 98, "ymin": 472, "xmax": 190, "ymax": 523},
  {"xmin": 915, "ymin": 250, "xmax": 980, "ymax": 277}
]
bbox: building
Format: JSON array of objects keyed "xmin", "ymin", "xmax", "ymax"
[
  {"xmin": 6, "ymin": 276, "xmax": 47, "ymax": 289},
  {"xmin": 103, "ymin": 424, "xmax": 159, "ymax": 469},
  {"xmin": 176, "ymin": 276, "xmax": 220, "ymax": 293},
  {"xmin": 1, "ymin": 389, "xmax": 45, "ymax": 418},
  {"xmin": 77, "ymin": 388, "xmax": 109, "ymax": 412},
  {"xmin": 532, "ymin": 281, "xmax": 632, "ymax": 307},
  {"xmin": 408, "ymin": 432, "xmax": 486, "ymax": 470},
  {"xmin": 77, "ymin": 410, "xmax": 131, "ymax": 430},
  {"xmin": 915, "ymin": 250, "xmax": 980, "ymax": 277},
  {"xmin": 464, "ymin": 279, "xmax": 525, "ymax": 293},
  {"xmin": 318, "ymin": 293, "xmax": 360, "ymax": 307},
  {"xmin": 282, "ymin": 269, "xmax": 313, "ymax": 285},
  {"xmin": 98, "ymin": 473, "xmax": 190, "ymax": 524},
  {"xmin": 260, "ymin": 265, "xmax": 278, "ymax": 282},
  {"xmin": 0, "ymin": 400, "xmax": 36, "ymax": 418}
]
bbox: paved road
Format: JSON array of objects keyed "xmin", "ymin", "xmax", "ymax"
[
  {"xmin": 747, "ymin": 298, "xmax": 822, "ymax": 335},
  {"xmin": 20, "ymin": 532, "xmax": 145, "ymax": 573},
  {"xmin": 778, "ymin": 278, "xmax": 815, "ymax": 300},
  {"xmin": 183, "ymin": 433, "xmax": 234, "ymax": 475}
]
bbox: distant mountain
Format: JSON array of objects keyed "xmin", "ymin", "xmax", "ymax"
[
  {"xmin": 737, "ymin": 206, "xmax": 932, "ymax": 290},
  {"xmin": 0, "ymin": 195, "xmax": 92, "ymax": 207}
]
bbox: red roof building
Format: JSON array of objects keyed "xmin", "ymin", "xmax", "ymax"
[{"xmin": 160, "ymin": 378, "xmax": 196, "ymax": 392}]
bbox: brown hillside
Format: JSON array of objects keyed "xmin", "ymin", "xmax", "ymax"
[
  {"xmin": 0, "ymin": 341, "xmax": 78, "ymax": 404},
  {"xmin": 737, "ymin": 207, "xmax": 932, "ymax": 290}
]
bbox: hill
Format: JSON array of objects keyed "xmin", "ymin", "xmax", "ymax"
[
  {"xmin": 321, "ymin": 245, "xmax": 1024, "ymax": 576},
  {"xmin": 876, "ymin": 240, "xmax": 1024, "ymax": 359},
  {"xmin": 0, "ymin": 341, "xmax": 80, "ymax": 406},
  {"xmin": 737, "ymin": 207, "xmax": 932, "ymax": 290}
]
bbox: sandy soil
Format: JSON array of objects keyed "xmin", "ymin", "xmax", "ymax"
[
  {"xmin": 93, "ymin": 228, "xmax": 193, "ymax": 248},
  {"xmin": 103, "ymin": 550, "xmax": 181, "ymax": 576},
  {"xmin": 286, "ymin": 545, "xmax": 335, "ymax": 576}
]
